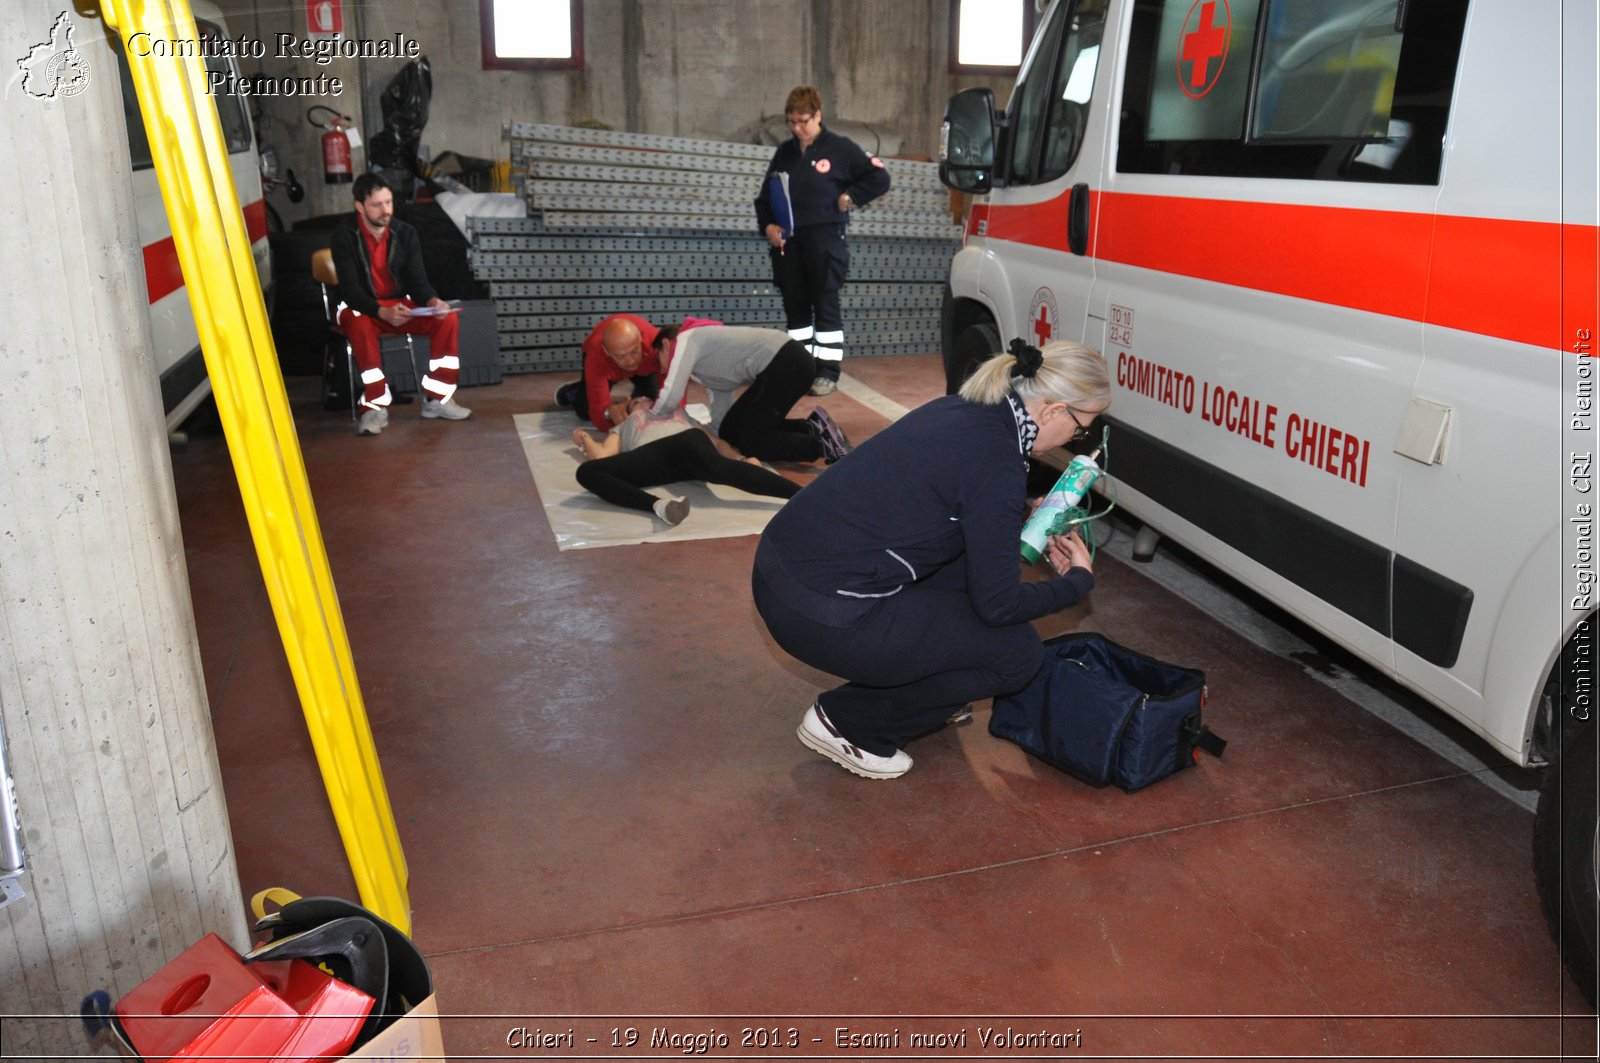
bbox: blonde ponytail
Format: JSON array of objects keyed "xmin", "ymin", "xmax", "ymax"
[{"xmin": 959, "ymin": 339, "xmax": 1110, "ymax": 410}]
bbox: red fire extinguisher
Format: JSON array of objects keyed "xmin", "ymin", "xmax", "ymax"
[
  {"xmin": 310, "ymin": 106, "xmax": 353, "ymax": 184},
  {"xmin": 320, "ymin": 122, "xmax": 352, "ymax": 184}
]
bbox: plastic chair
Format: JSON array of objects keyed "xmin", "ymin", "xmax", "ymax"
[{"xmin": 310, "ymin": 249, "xmax": 423, "ymax": 418}]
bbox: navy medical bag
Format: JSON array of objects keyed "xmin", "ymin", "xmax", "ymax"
[{"xmin": 990, "ymin": 632, "xmax": 1226, "ymax": 792}]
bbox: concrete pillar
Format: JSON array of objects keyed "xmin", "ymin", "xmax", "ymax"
[{"xmin": 0, "ymin": 4, "xmax": 246, "ymax": 1055}]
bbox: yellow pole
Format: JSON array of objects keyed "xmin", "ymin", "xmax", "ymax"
[{"xmin": 97, "ymin": 0, "xmax": 411, "ymax": 933}]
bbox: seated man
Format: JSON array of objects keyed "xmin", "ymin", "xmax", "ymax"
[
  {"xmin": 649, "ymin": 323, "xmax": 851, "ymax": 465},
  {"xmin": 330, "ymin": 172, "xmax": 472, "ymax": 436},
  {"xmin": 555, "ymin": 314, "xmax": 664, "ymax": 431}
]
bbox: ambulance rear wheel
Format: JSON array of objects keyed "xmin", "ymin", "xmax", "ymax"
[
  {"xmin": 947, "ymin": 321, "xmax": 1002, "ymax": 393},
  {"xmin": 1534, "ymin": 709, "xmax": 1598, "ymax": 1007}
]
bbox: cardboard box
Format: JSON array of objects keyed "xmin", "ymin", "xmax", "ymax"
[{"xmin": 342, "ymin": 993, "xmax": 444, "ymax": 1060}]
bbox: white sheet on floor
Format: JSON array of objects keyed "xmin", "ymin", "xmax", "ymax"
[{"xmin": 515, "ymin": 411, "xmax": 793, "ymax": 550}]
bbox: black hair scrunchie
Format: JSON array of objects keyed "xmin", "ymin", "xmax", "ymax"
[{"xmin": 1008, "ymin": 337, "xmax": 1043, "ymax": 380}]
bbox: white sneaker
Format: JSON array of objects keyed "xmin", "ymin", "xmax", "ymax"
[
  {"xmin": 357, "ymin": 407, "xmax": 388, "ymax": 436},
  {"xmin": 809, "ymin": 376, "xmax": 838, "ymax": 396},
  {"xmin": 796, "ymin": 704, "xmax": 912, "ymax": 779},
  {"xmin": 652, "ymin": 496, "xmax": 690, "ymax": 525},
  {"xmin": 422, "ymin": 397, "xmax": 472, "ymax": 421}
]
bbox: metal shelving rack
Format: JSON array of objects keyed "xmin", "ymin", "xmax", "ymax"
[{"xmin": 471, "ymin": 123, "xmax": 960, "ymax": 373}]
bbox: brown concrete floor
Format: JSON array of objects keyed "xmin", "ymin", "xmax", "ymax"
[{"xmin": 170, "ymin": 356, "xmax": 1595, "ymax": 1060}]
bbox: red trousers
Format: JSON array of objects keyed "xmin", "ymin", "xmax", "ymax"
[{"xmin": 338, "ymin": 300, "xmax": 460, "ymax": 409}]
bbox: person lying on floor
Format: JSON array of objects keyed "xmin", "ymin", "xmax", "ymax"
[
  {"xmin": 571, "ymin": 403, "xmax": 802, "ymax": 526},
  {"xmin": 647, "ymin": 323, "xmax": 851, "ymax": 465}
]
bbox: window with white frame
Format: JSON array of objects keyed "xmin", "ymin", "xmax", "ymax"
[
  {"xmin": 950, "ymin": 0, "xmax": 1034, "ymax": 72},
  {"xmin": 481, "ymin": 0, "xmax": 582, "ymax": 71}
]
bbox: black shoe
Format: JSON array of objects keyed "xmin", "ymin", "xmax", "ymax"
[{"xmin": 555, "ymin": 381, "xmax": 579, "ymax": 408}]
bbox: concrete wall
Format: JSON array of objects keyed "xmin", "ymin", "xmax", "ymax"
[
  {"xmin": 214, "ymin": 0, "xmax": 1015, "ymax": 227},
  {"xmin": 2, "ymin": 5, "xmax": 248, "ymax": 1054}
]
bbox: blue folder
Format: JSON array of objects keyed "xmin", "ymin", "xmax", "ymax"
[{"xmin": 766, "ymin": 172, "xmax": 794, "ymax": 237}]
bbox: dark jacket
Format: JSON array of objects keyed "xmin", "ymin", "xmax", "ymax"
[
  {"xmin": 329, "ymin": 215, "xmax": 436, "ymax": 318},
  {"xmin": 754, "ymin": 126, "xmax": 892, "ymax": 234},
  {"xmin": 759, "ymin": 395, "xmax": 1093, "ymax": 626}
]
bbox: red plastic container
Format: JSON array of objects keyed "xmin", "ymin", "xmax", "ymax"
[{"xmin": 114, "ymin": 932, "xmax": 374, "ymax": 1062}]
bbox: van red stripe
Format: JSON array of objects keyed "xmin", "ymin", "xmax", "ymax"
[
  {"xmin": 974, "ymin": 191, "xmax": 1595, "ymax": 350},
  {"xmin": 1562, "ymin": 222, "xmax": 1600, "ymax": 356},
  {"xmin": 143, "ymin": 197, "xmax": 269, "ymax": 305},
  {"xmin": 243, "ymin": 198, "xmax": 268, "ymax": 243},
  {"xmin": 143, "ymin": 236, "xmax": 184, "ymax": 304},
  {"xmin": 1425, "ymin": 211, "xmax": 1567, "ymax": 348},
  {"xmin": 1096, "ymin": 193, "xmax": 1435, "ymax": 322}
]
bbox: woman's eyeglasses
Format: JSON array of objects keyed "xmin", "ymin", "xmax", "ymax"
[{"xmin": 1066, "ymin": 407, "xmax": 1095, "ymax": 443}]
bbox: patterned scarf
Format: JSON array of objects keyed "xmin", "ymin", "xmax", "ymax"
[{"xmin": 1005, "ymin": 391, "xmax": 1039, "ymax": 462}]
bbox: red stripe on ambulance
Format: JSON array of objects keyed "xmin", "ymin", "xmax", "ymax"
[
  {"xmin": 977, "ymin": 191, "xmax": 1596, "ymax": 351},
  {"xmin": 142, "ymin": 236, "xmax": 184, "ymax": 304},
  {"xmin": 144, "ymin": 198, "xmax": 269, "ymax": 305},
  {"xmin": 243, "ymin": 198, "xmax": 268, "ymax": 243}
]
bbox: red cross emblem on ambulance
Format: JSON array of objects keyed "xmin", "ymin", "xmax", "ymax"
[
  {"xmin": 1028, "ymin": 287, "xmax": 1059, "ymax": 348},
  {"xmin": 1177, "ymin": 0, "xmax": 1231, "ymax": 99}
]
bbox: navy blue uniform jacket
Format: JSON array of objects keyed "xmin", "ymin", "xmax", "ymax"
[
  {"xmin": 754, "ymin": 127, "xmax": 891, "ymax": 233},
  {"xmin": 759, "ymin": 395, "xmax": 1094, "ymax": 624}
]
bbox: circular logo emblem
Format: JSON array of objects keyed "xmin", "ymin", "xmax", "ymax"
[
  {"xmin": 1027, "ymin": 287, "xmax": 1059, "ymax": 348},
  {"xmin": 45, "ymin": 49, "xmax": 91, "ymax": 98},
  {"xmin": 814, "ymin": 158, "xmax": 832, "ymax": 174},
  {"xmin": 1176, "ymin": 0, "xmax": 1232, "ymax": 99}
]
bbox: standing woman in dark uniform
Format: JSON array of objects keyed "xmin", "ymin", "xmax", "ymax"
[
  {"xmin": 751, "ymin": 340, "xmax": 1111, "ymax": 780},
  {"xmin": 754, "ymin": 85, "xmax": 891, "ymax": 397}
]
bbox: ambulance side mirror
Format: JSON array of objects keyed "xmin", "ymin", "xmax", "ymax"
[{"xmin": 940, "ymin": 88, "xmax": 997, "ymax": 195}]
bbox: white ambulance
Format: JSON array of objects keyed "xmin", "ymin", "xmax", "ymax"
[
  {"xmin": 110, "ymin": 1, "xmax": 273, "ymax": 431},
  {"xmin": 939, "ymin": 0, "xmax": 1597, "ymax": 999}
]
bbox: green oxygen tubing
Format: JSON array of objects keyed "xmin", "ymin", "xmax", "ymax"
[{"xmin": 1020, "ymin": 424, "xmax": 1116, "ymax": 564}]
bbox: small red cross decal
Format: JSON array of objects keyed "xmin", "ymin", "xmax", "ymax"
[
  {"xmin": 1179, "ymin": 0, "xmax": 1230, "ymax": 98},
  {"xmin": 1033, "ymin": 304, "xmax": 1054, "ymax": 346}
]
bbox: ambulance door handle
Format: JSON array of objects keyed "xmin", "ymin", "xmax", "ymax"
[{"xmin": 1068, "ymin": 183, "xmax": 1090, "ymax": 256}]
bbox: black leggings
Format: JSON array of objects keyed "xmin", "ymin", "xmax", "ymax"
[
  {"xmin": 575, "ymin": 429, "xmax": 802, "ymax": 513},
  {"xmin": 717, "ymin": 340, "xmax": 823, "ymax": 463}
]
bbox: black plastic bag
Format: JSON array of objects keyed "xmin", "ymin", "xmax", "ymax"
[{"xmin": 367, "ymin": 56, "xmax": 432, "ymax": 182}]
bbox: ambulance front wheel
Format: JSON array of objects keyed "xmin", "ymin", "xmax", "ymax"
[
  {"xmin": 946, "ymin": 321, "xmax": 1002, "ymax": 394},
  {"xmin": 1533, "ymin": 709, "xmax": 1598, "ymax": 1007}
]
